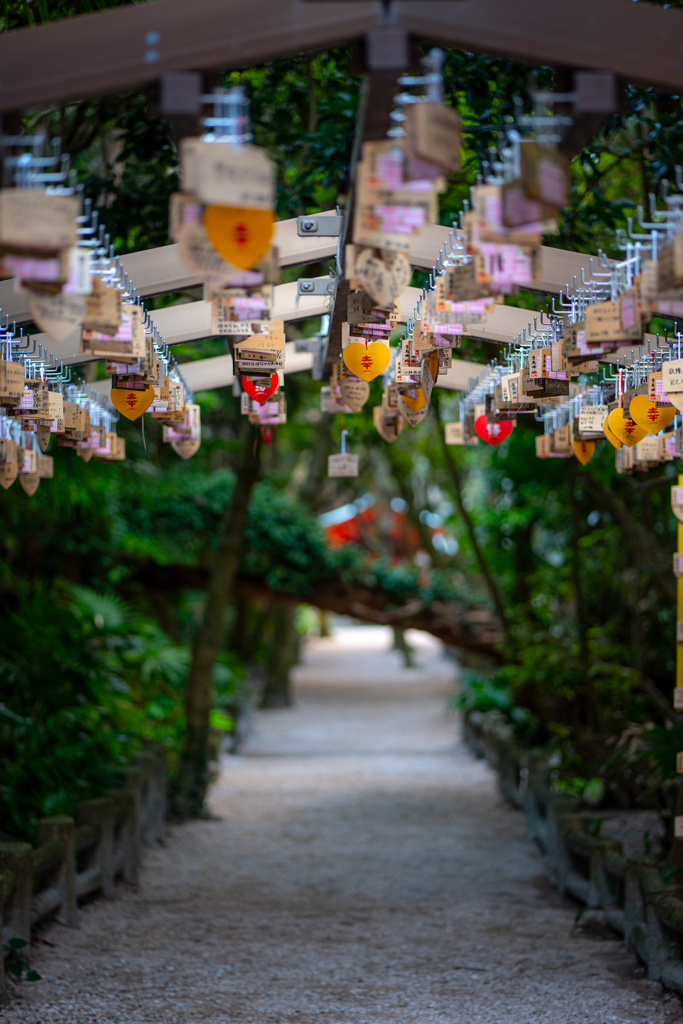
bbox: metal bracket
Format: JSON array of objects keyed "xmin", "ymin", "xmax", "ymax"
[
  {"xmin": 297, "ymin": 277, "xmax": 337, "ymax": 297},
  {"xmin": 296, "ymin": 215, "xmax": 343, "ymax": 237}
]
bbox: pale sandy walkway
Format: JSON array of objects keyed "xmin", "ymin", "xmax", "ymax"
[{"xmin": 4, "ymin": 625, "xmax": 682, "ymax": 1023}]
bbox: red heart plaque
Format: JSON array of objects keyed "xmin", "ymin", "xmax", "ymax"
[
  {"xmin": 260, "ymin": 426, "xmax": 274, "ymax": 445},
  {"xmin": 242, "ymin": 374, "xmax": 278, "ymax": 406},
  {"xmin": 474, "ymin": 415, "xmax": 514, "ymax": 446}
]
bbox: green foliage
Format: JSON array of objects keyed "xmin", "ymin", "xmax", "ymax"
[
  {"xmin": 0, "ymin": 589, "xmax": 136, "ymax": 840},
  {"xmin": 0, "ymin": 583, "xmax": 240, "ymax": 841},
  {"xmin": 228, "ymin": 52, "xmax": 361, "ymax": 218},
  {"xmin": 453, "ymin": 670, "xmax": 539, "ymax": 745},
  {"xmin": 1, "ymin": 10, "xmax": 683, "ymax": 824},
  {"xmin": 3, "ymin": 939, "xmax": 41, "ymax": 983}
]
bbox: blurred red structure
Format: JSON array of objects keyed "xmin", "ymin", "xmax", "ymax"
[{"xmin": 322, "ymin": 502, "xmax": 426, "ymax": 563}]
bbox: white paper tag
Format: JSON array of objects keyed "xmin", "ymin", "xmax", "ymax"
[
  {"xmin": 663, "ymin": 358, "xmax": 683, "ymax": 394},
  {"xmin": 578, "ymin": 405, "xmax": 609, "ymax": 433}
]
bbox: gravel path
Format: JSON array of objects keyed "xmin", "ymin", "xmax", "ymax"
[{"xmin": 4, "ymin": 625, "xmax": 682, "ymax": 1024}]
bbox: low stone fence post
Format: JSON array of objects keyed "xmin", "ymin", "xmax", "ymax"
[{"xmin": 463, "ymin": 707, "xmax": 683, "ymax": 1000}]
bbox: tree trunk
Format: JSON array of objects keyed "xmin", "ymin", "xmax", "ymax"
[
  {"xmin": 176, "ymin": 424, "xmax": 262, "ymax": 818},
  {"xmin": 261, "ymin": 602, "xmax": 299, "ymax": 707},
  {"xmin": 299, "ymin": 411, "xmax": 334, "ymax": 508},
  {"xmin": 383, "ymin": 442, "xmax": 452, "ymax": 570},
  {"xmin": 433, "ymin": 398, "xmax": 510, "ymax": 638},
  {"xmin": 392, "ymin": 626, "xmax": 415, "ymax": 668}
]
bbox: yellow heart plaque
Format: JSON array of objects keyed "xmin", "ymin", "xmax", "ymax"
[
  {"xmin": 629, "ymin": 394, "xmax": 676, "ymax": 435},
  {"xmin": 401, "ymin": 388, "xmax": 426, "ymax": 413},
  {"xmin": 343, "ymin": 341, "xmax": 390, "ymax": 382},
  {"xmin": 572, "ymin": 438, "xmax": 595, "ymax": 465},
  {"xmin": 608, "ymin": 408, "xmax": 646, "ymax": 448},
  {"xmin": 111, "ymin": 385, "xmax": 155, "ymax": 421},
  {"xmin": 204, "ymin": 206, "xmax": 274, "ymax": 270},
  {"xmin": 603, "ymin": 414, "xmax": 622, "ymax": 450}
]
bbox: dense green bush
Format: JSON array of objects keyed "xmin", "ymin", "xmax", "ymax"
[{"xmin": 0, "ymin": 585, "xmax": 241, "ymax": 842}]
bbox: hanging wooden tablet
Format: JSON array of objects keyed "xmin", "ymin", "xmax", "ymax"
[
  {"xmin": 28, "ymin": 289, "xmax": 86, "ymax": 344},
  {"xmin": 36, "ymin": 423, "xmax": 52, "ymax": 452},
  {"xmin": 328, "ymin": 453, "xmax": 359, "ymax": 477},
  {"xmin": 0, "ymin": 189, "xmax": 79, "ymax": 252},
  {"xmin": 404, "ymin": 102, "xmax": 462, "ymax": 174},
  {"xmin": 373, "ymin": 405, "xmax": 403, "ymax": 443},
  {"xmin": 77, "ymin": 444, "xmax": 95, "ymax": 463},
  {"xmin": 171, "ymin": 438, "xmax": 201, "ymax": 460},
  {"xmin": 83, "ymin": 277, "xmax": 122, "ymax": 335},
  {"xmin": 398, "ymin": 387, "xmax": 428, "ymax": 427},
  {"xmin": 37, "ymin": 454, "xmax": 53, "ymax": 478},
  {"xmin": 181, "ymin": 139, "xmax": 275, "ymax": 210},
  {"xmin": 420, "ymin": 359, "xmax": 434, "ymax": 404},
  {"xmin": 19, "ymin": 471, "xmax": 40, "ymax": 496}
]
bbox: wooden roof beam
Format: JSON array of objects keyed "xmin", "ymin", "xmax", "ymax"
[{"xmin": 0, "ymin": 0, "xmax": 682, "ymax": 116}]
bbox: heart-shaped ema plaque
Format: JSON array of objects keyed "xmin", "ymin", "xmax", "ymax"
[
  {"xmin": 607, "ymin": 408, "xmax": 646, "ymax": 448},
  {"xmin": 343, "ymin": 341, "xmax": 390, "ymax": 382},
  {"xmin": 474, "ymin": 415, "xmax": 514, "ymax": 446},
  {"xmin": 204, "ymin": 206, "xmax": 274, "ymax": 271},
  {"xmin": 629, "ymin": 394, "xmax": 676, "ymax": 435},
  {"xmin": 111, "ymin": 385, "xmax": 155, "ymax": 421},
  {"xmin": 383, "ymin": 250, "xmax": 411, "ymax": 300},
  {"xmin": 242, "ymin": 373, "xmax": 278, "ymax": 405},
  {"xmin": 572, "ymin": 438, "xmax": 595, "ymax": 465},
  {"xmin": 339, "ymin": 377, "xmax": 370, "ymax": 412},
  {"xmin": 602, "ymin": 413, "xmax": 622, "ymax": 450},
  {"xmin": 401, "ymin": 388, "xmax": 426, "ymax": 413},
  {"xmin": 260, "ymin": 426, "xmax": 274, "ymax": 446},
  {"xmin": 354, "ymin": 250, "xmax": 393, "ymax": 307},
  {"xmin": 398, "ymin": 389, "xmax": 429, "ymax": 427}
]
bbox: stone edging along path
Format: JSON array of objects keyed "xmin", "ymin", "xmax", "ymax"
[{"xmin": 464, "ymin": 707, "xmax": 683, "ymax": 997}]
